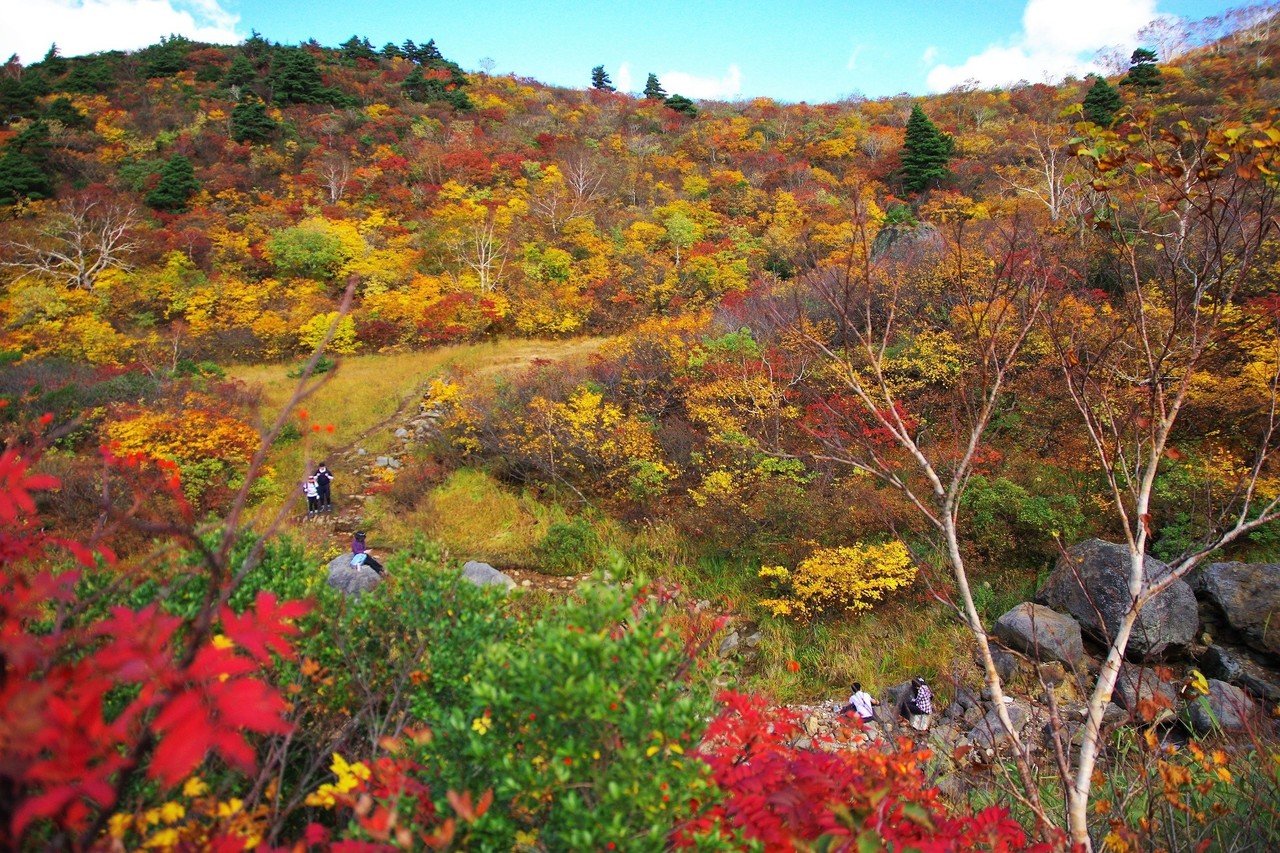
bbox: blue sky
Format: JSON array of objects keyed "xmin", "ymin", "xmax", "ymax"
[{"xmin": 4, "ymin": 0, "xmax": 1243, "ymax": 101}]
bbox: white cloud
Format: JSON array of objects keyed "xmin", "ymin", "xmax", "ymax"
[
  {"xmin": 846, "ymin": 44, "xmax": 866, "ymax": 71},
  {"xmin": 921, "ymin": 45, "xmax": 938, "ymax": 66},
  {"xmin": 2, "ymin": 0, "xmax": 243, "ymax": 64},
  {"xmin": 926, "ymin": 0, "xmax": 1158, "ymax": 91},
  {"xmin": 614, "ymin": 61, "xmax": 633, "ymax": 93},
  {"xmin": 661, "ymin": 64, "xmax": 742, "ymax": 100}
]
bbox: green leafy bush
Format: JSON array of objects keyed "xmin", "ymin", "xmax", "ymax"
[{"xmin": 535, "ymin": 518, "xmax": 601, "ymax": 575}]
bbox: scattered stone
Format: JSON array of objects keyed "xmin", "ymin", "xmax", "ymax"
[
  {"xmin": 994, "ymin": 602, "xmax": 1085, "ymax": 667},
  {"xmin": 387, "ymin": 458, "xmax": 402, "ymax": 469},
  {"xmin": 521, "ymin": 579, "xmax": 532, "ymax": 587},
  {"xmin": 356, "ymin": 447, "xmax": 367, "ymax": 455},
  {"xmin": 395, "ymin": 427, "xmax": 409, "ymax": 438},
  {"xmin": 953, "ymin": 686, "xmax": 980, "ymax": 711},
  {"xmin": 718, "ymin": 631, "xmax": 741, "ymax": 657},
  {"xmin": 743, "ymin": 631, "xmax": 763, "ymax": 649},
  {"xmin": 1199, "ymin": 645, "xmax": 1280, "ymax": 702},
  {"xmin": 326, "ymin": 554, "xmax": 380, "ymax": 596},
  {"xmin": 1036, "ymin": 539, "xmax": 1198, "ymax": 659},
  {"xmin": 1037, "ymin": 661, "xmax": 1069, "ymax": 687},
  {"xmin": 376, "ymin": 456, "xmax": 391, "ymax": 467},
  {"xmin": 1189, "ymin": 679, "xmax": 1258, "ymax": 734},
  {"xmin": 461, "ymin": 560, "xmax": 516, "ymax": 591},
  {"xmin": 1192, "ymin": 562, "xmax": 1280, "ymax": 659},
  {"xmin": 966, "ymin": 702, "xmax": 1028, "ymax": 749},
  {"xmin": 989, "ymin": 648, "xmax": 1022, "ymax": 682},
  {"xmin": 1111, "ymin": 663, "xmax": 1178, "ymax": 719}
]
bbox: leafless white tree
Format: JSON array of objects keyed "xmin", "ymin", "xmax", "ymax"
[{"xmin": 1, "ymin": 200, "xmax": 138, "ymax": 290}]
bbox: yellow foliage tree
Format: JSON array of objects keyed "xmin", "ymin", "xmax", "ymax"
[{"xmin": 759, "ymin": 541, "xmax": 917, "ymax": 618}]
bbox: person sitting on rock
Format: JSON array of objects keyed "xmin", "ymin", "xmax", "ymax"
[
  {"xmin": 907, "ymin": 676, "xmax": 933, "ymax": 732},
  {"xmin": 840, "ymin": 681, "xmax": 879, "ymax": 723},
  {"xmin": 352, "ymin": 531, "xmax": 383, "ymax": 575}
]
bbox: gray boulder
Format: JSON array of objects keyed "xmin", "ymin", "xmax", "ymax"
[
  {"xmin": 1036, "ymin": 539, "xmax": 1197, "ymax": 659},
  {"xmin": 461, "ymin": 560, "xmax": 516, "ymax": 591},
  {"xmin": 1199, "ymin": 645, "xmax": 1280, "ymax": 703},
  {"xmin": 994, "ymin": 602, "xmax": 1085, "ymax": 667},
  {"xmin": 326, "ymin": 554, "xmax": 381, "ymax": 596},
  {"xmin": 1111, "ymin": 663, "xmax": 1177, "ymax": 719},
  {"xmin": 1189, "ymin": 679, "xmax": 1258, "ymax": 734},
  {"xmin": 967, "ymin": 702, "xmax": 1028, "ymax": 749},
  {"xmin": 1192, "ymin": 562, "xmax": 1280, "ymax": 658}
]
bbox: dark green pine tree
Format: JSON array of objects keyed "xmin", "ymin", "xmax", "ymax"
[
  {"xmin": 45, "ymin": 96, "xmax": 87, "ymax": 128},
  {"xmin": 643, "ymin": 73, "xmax": 666, "ymax": 100},
  {"xmin": 146, "ymin": 154, "xmax": 200, "ymax": 211},
  {"xmin": 1082, "ymin": 76, "xmax": 1123, "ymax": 126},
  {"xmin": 664, "ymin": 93, "xmax": 697, "ymax": 116},
  {"xmin": 900, "ymin": 104, "xmax": 954, "ymax": 194},
  {"xmin": 230, "ymin": 94, "xmax": 277, "ymax": 143},
  {"xmin": 590, "ymin": 65, "xmax": 615, "ymax": 92},
  {"xmin": 402, "ymin": 67, "xmax": 472, "ymax": 110},
  {"xmin": 339, "ymin": 35, "xmax": 377, "ymax": 62},
  {"xmin": 65, "ymin": 56, "xmax": 114, "ymax": 93},
  {"xmin": 38, "ymin": 44, "xmax": 68, "ymax": 77},
  {"xmin": 0, "ymin": 121, "xmax": 54, "ymax": 205},
  {"xmin": 224, "ymin": 54, "xmax": 257, "ymax": 88},
  {"xmin": 270, "ymin": 46, "xmax": 328, "ymax": 104},
  {"xmin": 381, "ymin": 42, "xmax": 403, "ymax": 59},
  {"xmin": 1121, "ymin": 48, "xmax": 1161, "ymax": 90}
]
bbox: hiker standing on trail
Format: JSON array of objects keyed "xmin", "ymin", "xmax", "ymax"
[
  {"xmin": 302, "ymin": 476, "xmax": 320, "ymax": 515},
  {"xmin": 315, "ymin": 463, "xmax": 334, "ymax": 512},
  {"xmin": 351, "ymin": 531, "xmax": 383, "ymax": 575},
  {"xmin": 906, "ymin": 676, "xmax": 933, "ymax": 732},
  {"xmin": 840, "ymin": 681, "xmax": 879, "ymax": 723}
]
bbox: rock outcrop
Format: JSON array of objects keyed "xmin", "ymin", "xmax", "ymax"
[
  {"xmin": 1036, "ymin": 539, "xmax": 1197, "ymax": 659},
  {"xmin": 1189, "ymin": 679, "xmax": 1258, "ymax": 734},
  {"xmin": 326, "ymin": 554, "xmax": 381, "ymax": 596},
  {"xmin": 1193, "ymin": 562, "xmax": 1280, "ymax": 658},
  {"xmin": 461, "ymin": 560, "xmax": 517, "ymax": 591},
  {"xmin": 994, "ymin": 602, "xmax": 1084, "ymax": 667}
]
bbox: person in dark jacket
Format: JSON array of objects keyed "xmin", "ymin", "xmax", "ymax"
[
  {"xmin": 352, "ymin": 531, "xmax": 383, "ymax": 575},
  {"xmin": 315, "ymin": 463, "xmax": 334, "ymax": 511}
]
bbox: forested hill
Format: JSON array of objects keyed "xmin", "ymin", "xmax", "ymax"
[{"xmin": 0, "ymin": 19, "xmax": 1277, "ymax": 365}]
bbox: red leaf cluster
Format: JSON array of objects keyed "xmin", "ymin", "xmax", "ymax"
[{"xmin": 678, "ymin": 692, "xmax": 1045, "ymax": 852}]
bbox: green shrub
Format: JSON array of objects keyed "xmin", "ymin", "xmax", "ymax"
[
  {"xmin": 535, "ymin": 518, "xmax": 600, "ymax": 575},
  {"xmin": 415, "ymin": 578, "xmax": 723, "ymax": 850}
]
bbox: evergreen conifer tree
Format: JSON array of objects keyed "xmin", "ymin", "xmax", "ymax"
[
  {"xmin": 664, "ymin": 93, "xmax": 697, "ymax": 116},
  {"xmin": 643, "ymin": 73, "xmax": 666, "ymax": 100},
  {"xmin": 1082, "ymin": 76, "xmax": 1123, "ymax": 126},
  {"xmin": 0, "ymin": 121, "xmax": 53, "ymax": 205},
  {"xmin": 224, "ymin": 54, "xmax": 256, "ymax": 88},
  {"xmin": 900, "ymin": 104, "xmax": 954, "ymax": 193},
  {"xmin": 1121, "ymin": 47, "xmax": 1161, "ymax": 89},
  {"xmin": 591, "ymin": 65, "xmax": 616, "ymax": 92},
  {"xmin": 146, "ymin": 154, "xmax": 200, "ymax": 211},
  {"xmin": 230, "ymin": 94, "xmax": 277, "ymax": 143},
  {"xmin": 270, "ymin": 47, "xmax": 327, "ymax": 104}
]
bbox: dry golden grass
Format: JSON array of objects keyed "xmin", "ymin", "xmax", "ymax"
[
  {"xmin": 230, "ymin": 337, "xmax": 604, "ymax": 506},
  {"xmin": 366, "ymin": 468, "xmax": 564, "ymax": 563}
]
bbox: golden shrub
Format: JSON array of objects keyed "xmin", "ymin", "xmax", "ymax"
[{"xmin": 760, "ymin": 541, "xmax": 917, "ymax": 618}]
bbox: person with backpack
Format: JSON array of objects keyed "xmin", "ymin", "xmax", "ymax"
[
  {"xmin": 302, "ymin": 476, "xmax": 320, "ymax": 515},
  {"xmin": 906, "ymin": 676, "xmax": 933, "ymax": 732},
  {"xmin": 315, "ymin": 463, "xmax": 334, "ymax": 512},
  {"xmin": 351, "ymin": 531, "xmax": 383, "ymax": 575},
  {"xmin": 840, "ymin": 681, "xmax": 879, "ymax": 723}
]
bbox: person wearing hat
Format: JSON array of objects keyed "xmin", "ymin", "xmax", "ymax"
[{"xmin": 351, "ymin": 531, "xmax": 383, "ymax": 575}]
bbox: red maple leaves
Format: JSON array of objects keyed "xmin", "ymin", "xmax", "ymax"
[{"xmin": 0, "ymin": 442, "xmax": 311, "ymax": 845}]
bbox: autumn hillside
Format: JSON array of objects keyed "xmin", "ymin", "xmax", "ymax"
[{"xmin": 3, "ymin": 8, "xmax": 1280, "ymax": 850}]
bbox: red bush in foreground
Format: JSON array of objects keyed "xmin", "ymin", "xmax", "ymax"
[{"xmin": 679, "ymin": 691, "xmax": 1049, "ymax": 852}]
